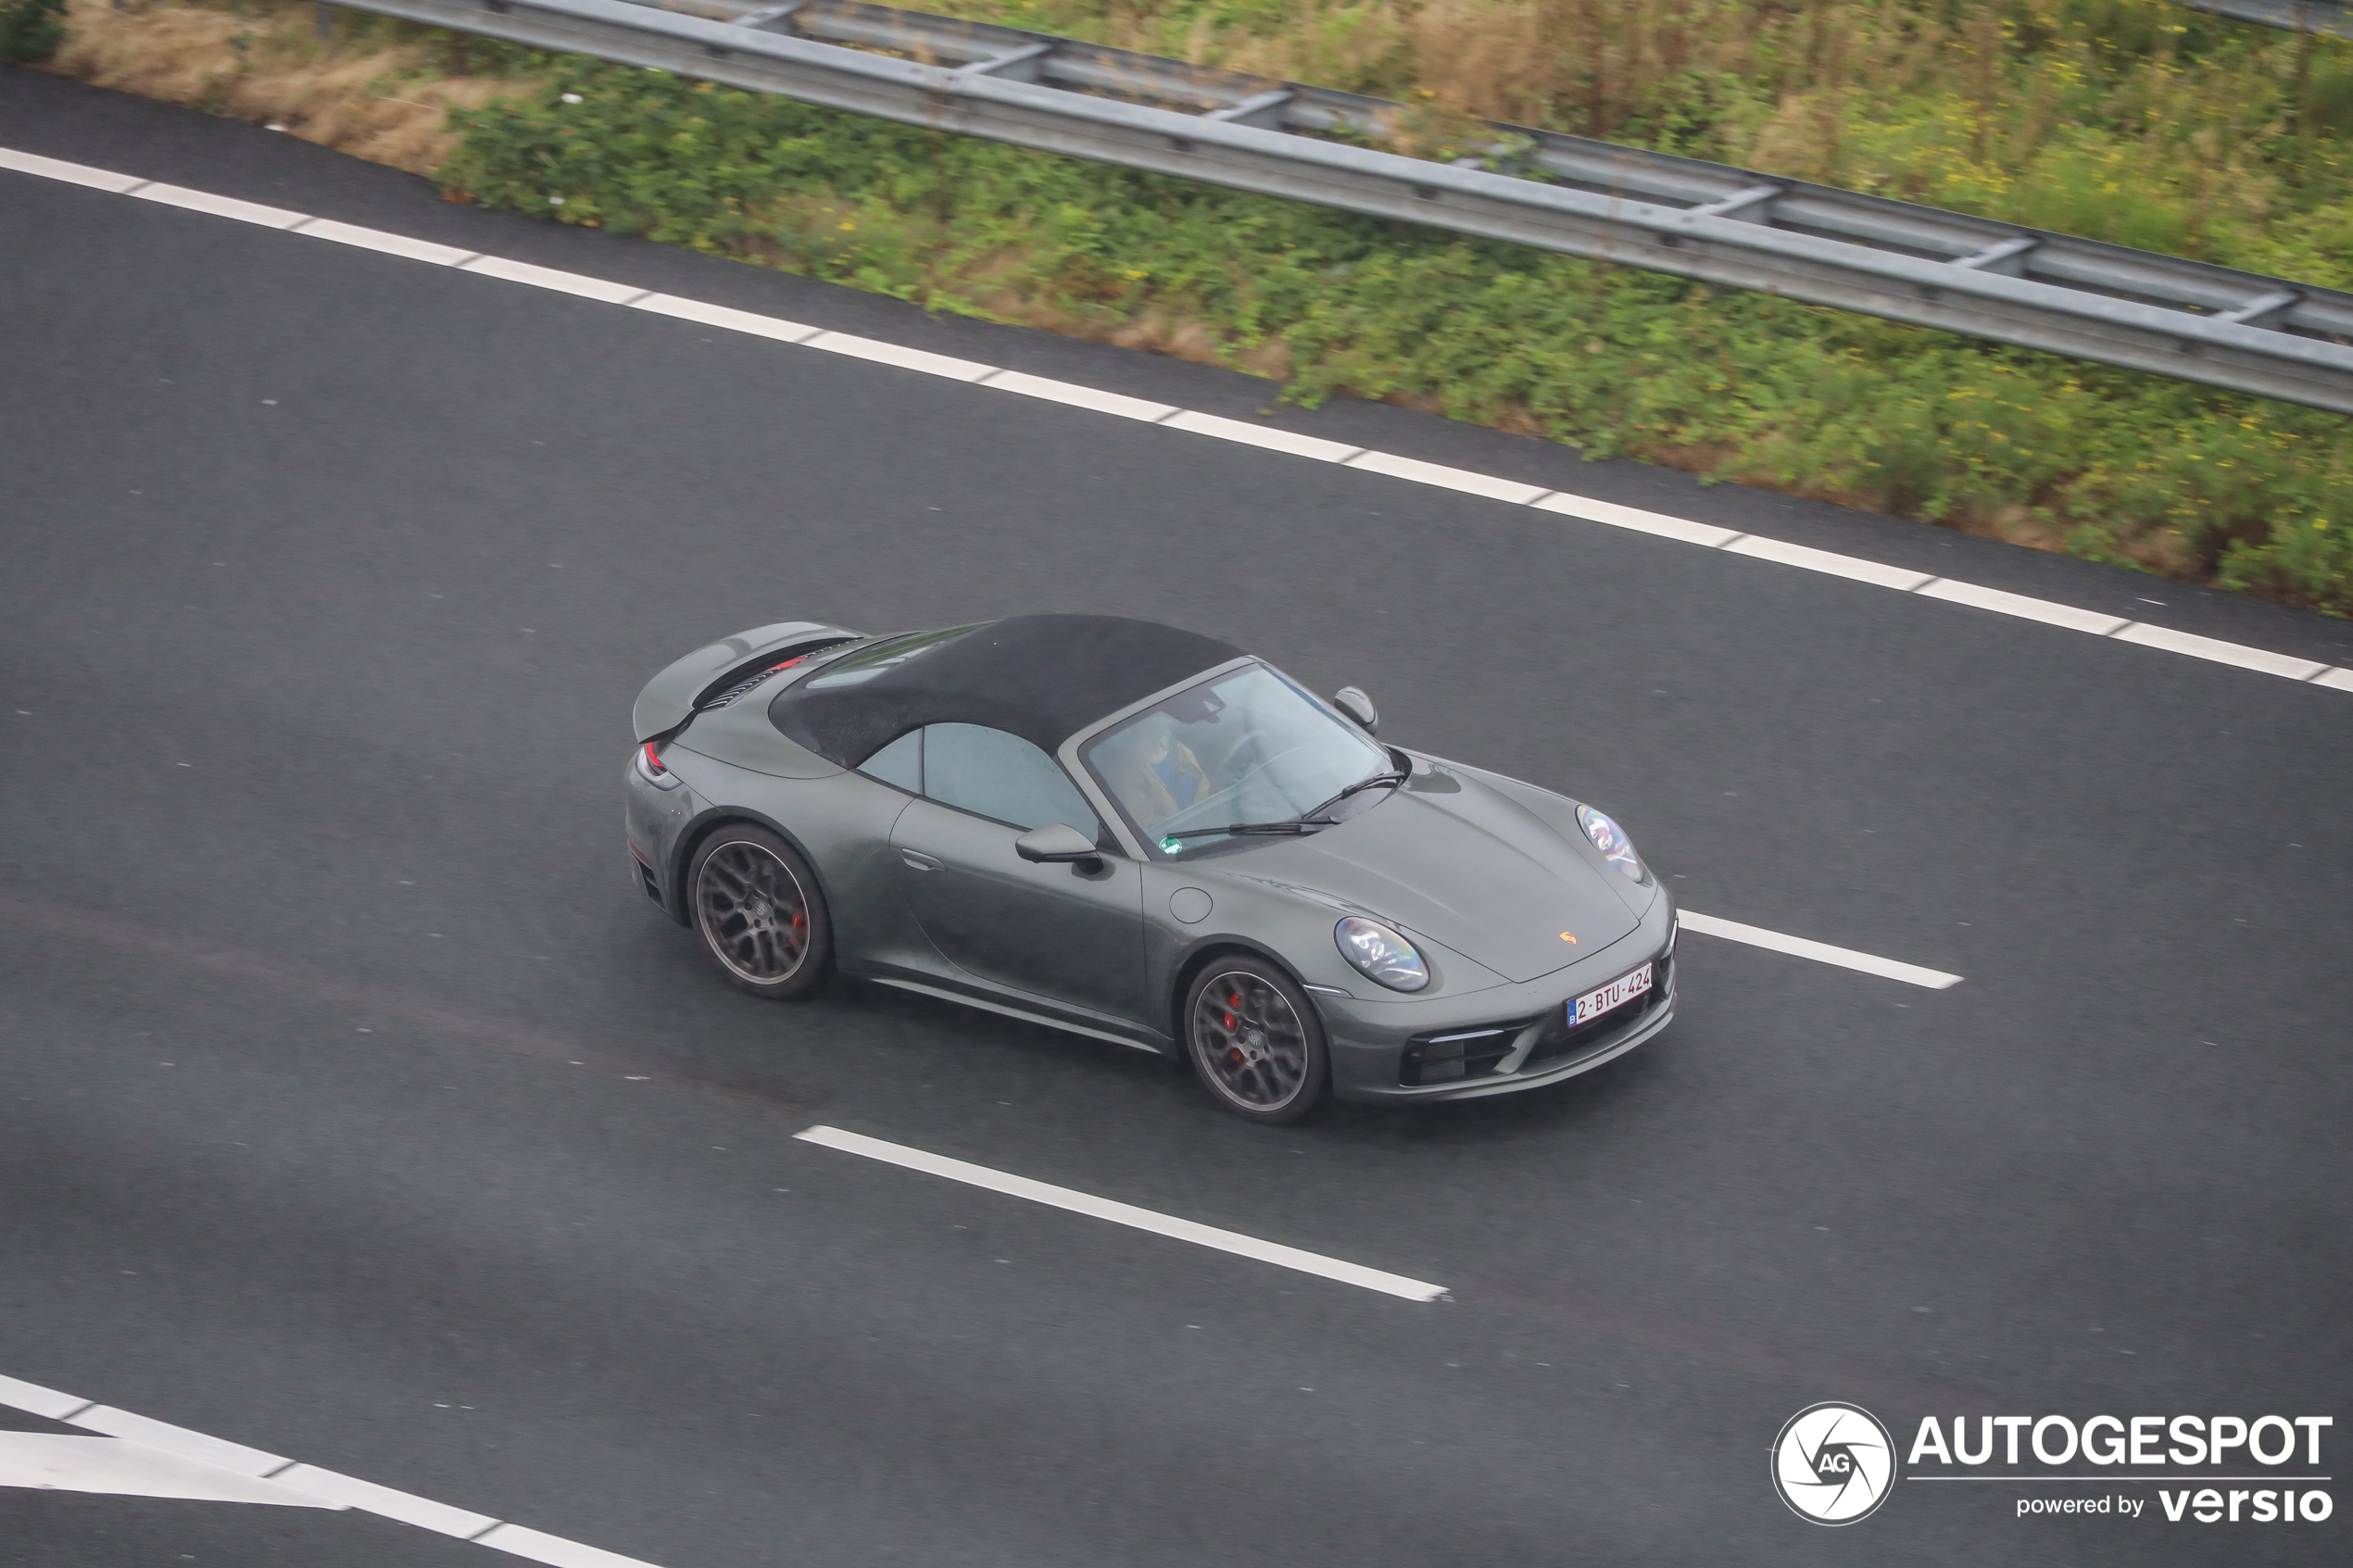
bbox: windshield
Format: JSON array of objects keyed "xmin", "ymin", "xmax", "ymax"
[{"xmin": 1081, "ymin": 663, "xmax": 1390, "ymax": 856}]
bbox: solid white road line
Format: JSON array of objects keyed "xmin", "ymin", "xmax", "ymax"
[
  {"xmin": 1343, "ymin": 448, "xmax": 1553, "ymax": 505},
  {"xmin": 1532, "ymin": 491, "xmax": 1743, "ymax": 546},
  {"xmin": 70, "ymin": 1403, "xmax": 292, "ymax": 1475},
  {"xmin": 477, "ymin": 1523, "xmax": 666, "ymax": 1567},
  {"xmin": 0, "ymin": 1433, "xmax": 337, "ymax": 1507},
  {"xmin": 4, "ymin": 143, "xmax": 2347, "ymax": 695},
  {"xmin": 0, "ymin": 1371, "xmax": 666, "ymax": 1566},
  {"xmin": 1678, "ymin": 909, "xmax": 1963, "ymax": 989},
  {"xmin": 979, "ymin": 368, "xmax": 1178, "ymax": 422},
  {"xmin": 458, "ymin": 254, "xmax": 648, "ymax": 305},
  {"xmin": 803, "ymin": 329, "xmax": 993, "ymax": 381},
  {"xmin": 272, "ymin": 1463, "xmax": 500, "ymax": 1537},
  {"xmin": 0, "ymin": 1371, "xmax": 87, "ymax": 1419},
  {"xmin": 795, "ymin": 1125, "xmax": 1450, "ymax": 1302},
  {"xmin": 1915, "ymin": 577, "xmax": 2130, "ymax": 635},
  {"xmin": 629, "ymin": 291, "xmax": 819, "ymax": 342},
  {"xmin": 293, "ymin": 216, "xmax": 480, "ymax": 267},
  {"xmin": 2110, "ymin": 621, "xmax": 2329, "ymax": 681},
  {"xmin": 1722, "ymin": 533, "xmax": 1936, "ymax": 591},
  {"xmin": 1161, "ymin": 408, "xmax": 1363, "ymax": 462},
  {"xmin": 0, "ymin": 144, "xmax": 145, "ymax": 192},
  {"xmin": 129, "ymin": 181, "xmax": 307, "ymax": 229}
]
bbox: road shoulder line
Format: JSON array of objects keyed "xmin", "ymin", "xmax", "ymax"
[{"xmin": 3, "ymin": 143, "xmax": 2345, "ymax": 695}]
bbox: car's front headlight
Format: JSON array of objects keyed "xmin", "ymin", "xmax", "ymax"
[
  {"xmin": 1577, "ymin": 805, "xmax": 1644, "ymax": 883},
  {"xmin": 1335, "ymin": 916, "xmax": 1429, "ymax": 992}
]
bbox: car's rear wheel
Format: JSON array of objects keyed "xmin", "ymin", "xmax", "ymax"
[
  {"xmin": 1184, "ymin": 957, "xmax": 1327, "ymax": 1123},
  {"xmin": 688, "ymin": 824, "xmax": 831, "ymax": 998}
]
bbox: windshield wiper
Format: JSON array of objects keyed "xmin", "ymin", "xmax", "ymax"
[
  {"xmin": 1161, "ymin": 771, "xmax": 1408, "ymax": 844},
  {"xmin": 1162, "ymin": 820, "xmax": 1322, "ymax": 840},
  {"xmin": 1299, "ymin": 769, "xmax": 1408, "ymax": 823}
]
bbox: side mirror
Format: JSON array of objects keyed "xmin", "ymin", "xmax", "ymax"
[
  {"xmin": 1015, "ymin": 822, "xmax": 1104, "ymax": 872},
  {"xmin": 1332, "ymin": 686, "xmax": 1379, "ymax": 735}
]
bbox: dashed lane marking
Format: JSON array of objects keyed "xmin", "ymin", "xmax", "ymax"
[
  {"xmin": 795, "ymin": 1125, "xmax": 1451, "ymax": 1302},
  {"xmin": 3, "ymin": 144, "xmax": 2346, "ymax": 695},
  {"xmin": 1677, "ymin": 910, "xmax": 1964, "ymax": 989}
]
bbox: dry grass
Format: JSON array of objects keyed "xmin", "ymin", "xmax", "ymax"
[{"xmin": 46, "ymin": 0, "xmax": 544, "ymax": 175}]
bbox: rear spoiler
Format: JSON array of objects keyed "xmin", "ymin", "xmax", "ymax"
[{"xmin": 632, "ymin": 621, "xmax": 864, "ymax": 742}]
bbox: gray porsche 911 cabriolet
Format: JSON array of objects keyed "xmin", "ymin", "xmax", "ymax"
[{"xmin": 625, "ymin": 614, "xmax": 1674, "ymax": 1123}]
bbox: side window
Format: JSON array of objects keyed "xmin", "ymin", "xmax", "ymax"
[
  {"xmin": 923, "ymin": 723, "xmax": 1103, "ymax": 839},
  {"xmin": 858, "ymin": 729, "xmax": 922, "ymax": 793}
]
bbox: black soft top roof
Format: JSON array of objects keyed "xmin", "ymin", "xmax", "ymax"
[{"xmin": 769, "ymin": 614, "xmax": 1246, "ymax": 766}]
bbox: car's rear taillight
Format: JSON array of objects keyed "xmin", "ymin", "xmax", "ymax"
[{"xmin": 635, "ymin": 741, "xmax": 685, "ymax": 790}]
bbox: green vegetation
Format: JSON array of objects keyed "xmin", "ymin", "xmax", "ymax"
[
  {"xmin": 924, "ymin": 0, "xmax": 2353, "ymax": 289},
  {"xmin": 2, "ymin": 0, "xmax": 69, "ymax": 64},
  {"xmin": 444, "ymin": 53, "xmax": 2352, "ymax": 612}
]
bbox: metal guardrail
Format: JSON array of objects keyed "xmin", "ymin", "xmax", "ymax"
[
  {"xmin": 2176, "ymin": 0, "xmax": 2352, "ymax": 38},
  {"xmin": 325, "ymin": 0, "xmax": 2353, "ymax": 412}
]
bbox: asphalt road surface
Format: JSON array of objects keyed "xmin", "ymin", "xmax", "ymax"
[{"xmin": 4, "ymin": 65, "xmax": 2349, "ymax": 1568}]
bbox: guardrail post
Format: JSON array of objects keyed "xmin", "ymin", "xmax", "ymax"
[
  {"xmin": 318, "ymin": 1, "xmax": 337, "ymax": 40},
  {"xmin": 290, "ymin": 0, "xmax": 2353, "ymax": 412}
]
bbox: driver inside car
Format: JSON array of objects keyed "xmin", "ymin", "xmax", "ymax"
[{"xmin": 1114, "ymin": 717, "xmax": 1212, "ymax": 826}]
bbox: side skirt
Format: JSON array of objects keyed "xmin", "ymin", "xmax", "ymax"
[{"xmin": 871, "ymin": 977, "xmax": 1168, "ymax": 1056}]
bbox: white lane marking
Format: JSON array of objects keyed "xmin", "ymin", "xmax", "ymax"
[
  {"xmin": 0, "ymin": 1371, "xmax": 87, "ymax": 1420},
  {"xmin": 477, "ymin": 1523, "xmax": 663, "ymax": 1567},
  {"xmin": 1532, "ymin": 491, "xmax": 1743, "ymax": 546},
  {"xmin": 1342, "ymin": 448, "xmax": 1552, "ymax": 505},
  {"xmin": 795, "ymin": 1124, "xmax": 1450, "ymax": 1302},
  {"xmin": 628, "ymin": 291, "xmax": 818, "ymax": 343},
  {"xmin": 1916, "ymin": 577, "xmax": 2131, "ymax": 635},
  {"xmin": 0, "ymin": 145, "xmax": 146, "ymax": 192},
  {"xmin": 2110, "ymin": 621, "xmax": 2329, "ymax": 682},
  {"xmin": 802, "ymin": 329, "xmax": 994, "ymax": 381},
  {"xmin": 294, "ymin": 216, "xmax": 478, "ymax": 267},
  {"xmin": 979, "ymin": 369, "xmax": 1178, "ymax": 421},
  {"xmin": 70, "ymin": 1404, "xmax": 290, "ymax": 1475},
  {"xmin": 0, "ymin": 1433, "xmax": 338, "ymax": 1508},
  {"xmin": 1722, "ymin": 533, "xmax": 1937, "ymax": 591},
  {"xmin": 458, "ymin": 255, "xmax": 649, "ymax": 305},
  {"xmin": 0, "ymin": 1372, "xmax": 667, "ymax": 1565},
  {"xmin": 273, "ymin": 1463, "xmax": 498, "ymax": 1537},
  {"xmin": 1161, "ymin": 408, "xmax": 1363, "ymax": 462},
  {"xmin": 131, "ymin": 182, "xmax": 308, "ymax": 229},
  {"xmin": 4, "ymin": 144, "xmax": 2347, "ymax": 695},
  {"xmin": 1678, "ymin": 909, "xmax": 1962, "ymax": 989}
]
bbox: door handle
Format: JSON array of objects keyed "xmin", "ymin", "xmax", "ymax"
[{"xmin": 900, "ymin": 850, "xmax": 943, "ymax": 872}]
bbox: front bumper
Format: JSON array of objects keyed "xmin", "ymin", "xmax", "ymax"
[{"xmin": 1317, "ymin": 897, "xmax": 1677, "ymax": 1103}]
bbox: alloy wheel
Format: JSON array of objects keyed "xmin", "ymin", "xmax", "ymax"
[
  {"xmin": 1191, "ymin": 970, "xmax": 1310, "ymax": 1111},
  {"xmin": 696, "ymin": 840, "xmax": 812, "ymax": 984}
]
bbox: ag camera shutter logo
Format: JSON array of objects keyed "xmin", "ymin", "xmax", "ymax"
[{"xmin": 1772, "ymin": 1402, "xmax": 1897, "ymax": 1524}]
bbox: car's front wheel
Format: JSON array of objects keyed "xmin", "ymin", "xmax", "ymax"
[
  {"xmin": 688, "ymin": 823, "xmax": 832, "ymax": 998},
  {"xmin": 1183, "ymin": 957, "xmax": 1327, "ymax": 1123}
]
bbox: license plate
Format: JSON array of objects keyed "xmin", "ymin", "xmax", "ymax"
[{"xmin": 1569, "ymin": 962, "xmax": 1653, "ymax": 1026}]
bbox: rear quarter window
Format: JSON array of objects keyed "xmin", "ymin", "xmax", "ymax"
[{"xmin": 923, "ymin": 723, "xmax": 1102, "ymax": 840}]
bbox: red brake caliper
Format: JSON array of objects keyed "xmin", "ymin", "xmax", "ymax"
[{"xmin": 1224, "ymin": 991, "xmax": 1243, "ymax": 1065}]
